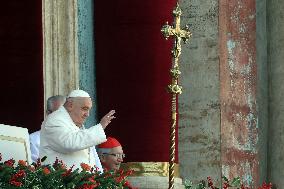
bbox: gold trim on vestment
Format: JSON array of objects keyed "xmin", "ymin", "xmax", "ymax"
[
  {"xmin": 0, "ymin": 135, "xmax": 29, "ymax": 161},
  {"xmin": 121, "ymin": 162, "xmax": 180, "ymax": 177}
]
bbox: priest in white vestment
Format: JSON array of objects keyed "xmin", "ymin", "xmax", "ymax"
[
  {"xmin": 30, "ymin": 95, "xmax": 66, "ymax": 162},
  {"xmin": 39, "ymin": 90, "xmax": 115, "ymax": 170}
]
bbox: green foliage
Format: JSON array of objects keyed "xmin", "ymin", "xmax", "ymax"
[
  {"xmin": 0, "ymin": 154, "xmax": 133, "ymax": 189},
  {"xmin": 230, "ymin": 177, "xmax": 241, "ymax": 187}
]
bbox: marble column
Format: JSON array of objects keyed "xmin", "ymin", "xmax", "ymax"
[
  {"xmin": 42, "ymin": 0, "xmax": 79, "ymax": 112},
  {"xmin": 219, "ymin": 0, "xmax": 264, "ymax": 188},
  {"xmin": 178, "ymin": 0, "xmax": 267, "ymax": 187}
]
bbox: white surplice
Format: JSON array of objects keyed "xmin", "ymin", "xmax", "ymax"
[
  {"xmin": 29, "ymin": 130, "xmax": 40, "ymax": 162},
  {"xmin": 39, "ymin": 105, "xmax": 106, "ymax": 171}
]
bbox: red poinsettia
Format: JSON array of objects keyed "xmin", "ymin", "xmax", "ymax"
[
  {"xmin": 0, "ymin": 153, "xmax": 135, "ymax": 188},
  {"xmin": 80, "ymin": 162, "xmax": 91, "ymax": 171},
  {"xmin": 43, "ymin": 167, "xmax": 51, "ymax": 175},
  {"xmin": 18, "ymin": 160, "xmax": 27, "ymax": 167},
  {"xmin": 258, "ymin": 182, "xmax": 273, "ymax": 189},
  {"xmin": 4, "ymin": 158, "xmax": 15, "ymax": 167},
  {"xmin": 9, "ymin": 170, "xmax": 26, "ymax": 187}
]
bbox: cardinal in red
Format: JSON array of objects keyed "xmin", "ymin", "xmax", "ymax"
[{"xmin": 98, "ymin": 137, "xmax": 137, "ymax": 189}]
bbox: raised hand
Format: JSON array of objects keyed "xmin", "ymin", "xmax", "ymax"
[{"xmin": 100, "ymin": 110, "xmax": 116, "ymax": 129}]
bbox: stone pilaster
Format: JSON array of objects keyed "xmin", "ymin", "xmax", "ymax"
[
  {"xmin": 219, "ymin": 0, "xmax": 262, "ymax": 188},
  {"xmin": 179, "ymin": 0, "xmax": 221, "ymax": 183},
  {"xmin": 42, "ymin": 0, "xmax": 79, "ymax": 112},
  {"xmin": 267, "ymin": 0, "xmax": 284, "ymax": 188},
  {"xmin": 77, "ymin": 0, "xmax": 97, "ymax": 127}
]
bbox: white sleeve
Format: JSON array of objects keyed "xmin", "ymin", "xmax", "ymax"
[
  {"xmin": 44, "ymin": 120, "xmax": 107, "ymax": 153},
  {"xmin": 29, "ymin": 134, "xmax": 40, "ymax": 162},
  {"xmin": 91, "ymin": 146, "xmax": 104, "ymax": 173}
]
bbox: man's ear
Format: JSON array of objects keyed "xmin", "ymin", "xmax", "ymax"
[{"xmin": 64, "ymin": 100, "xmax": 73, "ymax": 112}]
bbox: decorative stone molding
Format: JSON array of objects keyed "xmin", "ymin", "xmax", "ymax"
[
  {"xmin": 121, "ymin": 162, "xmax": 184, "ymax": 188},
  {"xmin": 127, "ymin": 176, "xmax": 184, "ymax": 189},
  {"xmin": 42, "ymin": 0, "xmax": 79, "ymax": 112}
]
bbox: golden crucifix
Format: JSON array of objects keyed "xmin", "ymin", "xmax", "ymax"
[{"xmin": 161, "ymin": 2, "xmax": 192, "ymax": 189}]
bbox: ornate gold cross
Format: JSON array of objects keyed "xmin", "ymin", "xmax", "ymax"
[
  {"xmin": 161, "ymin": 2, "xmax": 191, "ymax": 189},
  {"xmin": 161, "ymin": 3, "xmax": 191, "ymax": 95}
]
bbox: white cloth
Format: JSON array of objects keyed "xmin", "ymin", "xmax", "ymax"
[
  {"xmin": 29, "ymin": 130, "xmax": 40, "ymax": 162},
  {"xmin": 40, "ymin": 106, "xmax": 106, "ymax": 171},
  {"xmin": 30, "ymin": 131, "xmax": 104, "ymax": 172},
  {"xmin": 91, "ymin": 146, "xmax": 103, "ymax": 172}
]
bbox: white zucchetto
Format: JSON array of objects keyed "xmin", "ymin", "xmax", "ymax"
[{"xmin": 67, "ymin": 90, "xmax": 90, "ymax": 98}]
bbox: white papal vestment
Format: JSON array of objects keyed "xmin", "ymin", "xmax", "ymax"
[{"xmin": 39, "ymin": 106, "xmax": 106, "ymax": 170}]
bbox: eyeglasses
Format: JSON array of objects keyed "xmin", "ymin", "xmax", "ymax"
[{"xmin": 103, "ymin": 153, "xmax": 125, "ymax": 159}]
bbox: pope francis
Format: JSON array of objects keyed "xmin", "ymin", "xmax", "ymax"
[{"xmin": 39, "ymin": 89, "xmax": 115, "ymax": 169}]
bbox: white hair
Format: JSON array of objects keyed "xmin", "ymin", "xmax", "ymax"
[{"xmin": 46, "ymin": 95, "xmax": 66, "ymax": 114}]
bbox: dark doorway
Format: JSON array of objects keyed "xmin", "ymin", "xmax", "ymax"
[
  {"xmin": 94, "ymin": 0, "xmax": 177, "ymax": 162},
  {"xmin": 0, "ymin": 1, "xmax": 43, "ymax": 133}
]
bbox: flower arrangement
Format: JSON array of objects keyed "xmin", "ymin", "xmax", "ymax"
[
  {"xmin": 0, "ymin": 154, "xmax": 134, "ymax": 189},
  {"xmin": 184, "ymin": 176, "xmax": 272, "ymax": 189}
]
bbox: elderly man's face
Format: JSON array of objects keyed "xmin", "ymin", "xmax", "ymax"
[
  {"xmin": 102, "ymin": 146, "xmax": 124, "ymax": 170},
  {"xmin": 69, "ymin": 97, "xmax": 92, "ymax": 127},
  {"xmin": 52, "ymin": 100, "xmax": 64, "ymax": 112}
]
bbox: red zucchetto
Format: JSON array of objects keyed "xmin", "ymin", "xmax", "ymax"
[{"xmin": 98, "ymin": 137, "xmax": 121, "ymax": 148}]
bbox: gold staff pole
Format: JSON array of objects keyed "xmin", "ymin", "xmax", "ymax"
[{"xmin": 161, "ymin": 3, "xmax": 191, "ymax": 189}]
